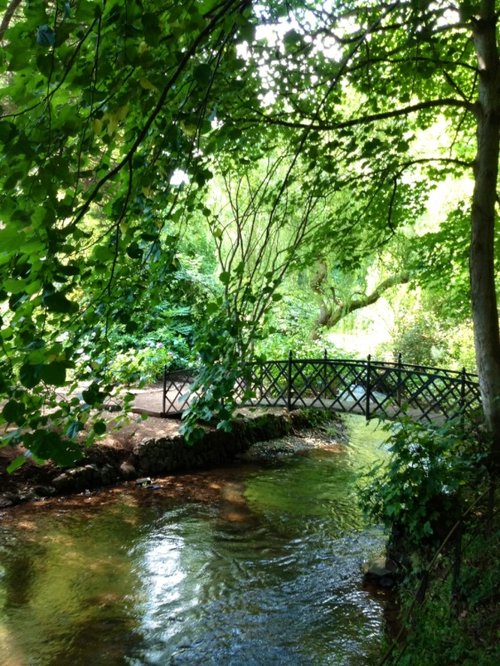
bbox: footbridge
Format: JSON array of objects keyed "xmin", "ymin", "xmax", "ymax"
[{"xmin": 151, "ymin": 354, "xmax": 481, "ymax": 424}]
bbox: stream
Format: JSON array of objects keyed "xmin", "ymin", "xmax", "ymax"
[{"xmin": 0, "ymin": 415, "xmax": 389, "ymax": 665}]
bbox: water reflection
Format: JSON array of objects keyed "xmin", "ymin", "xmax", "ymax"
[{"xmin": 0, "ymin": 415, "xmax": 388, "ymax": 665}]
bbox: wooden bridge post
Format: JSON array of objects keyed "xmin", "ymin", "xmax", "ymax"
[
  {"xmin": 366, "ymin": 354, "xmax": 372, "ymax": 420},
  {"xmin": 460, "ymin": 367, "xmax": 467, "ymax": 421},
  {"xmin": 287, "ymin": 351, "xmax": 294, "ymax": 410},
  {"xmin": 397, "ymin": 352, "xmax": 402, "ymax": 407},
  {"xmin": 162, "ymin": 364, "xmax": 167, "ymax": 416}
]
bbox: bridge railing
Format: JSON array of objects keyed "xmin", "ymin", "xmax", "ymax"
[{"xmin": 160, "ymin": 354, "xmax": 482, "ymax": 423}]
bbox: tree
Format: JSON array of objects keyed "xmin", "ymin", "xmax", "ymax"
[
  {"xmin": 0, "ymin": 0, "xmax": 255, "ymax": 460},
  {"xmin": 220, "ymin": 0, "xmax": 500, "ymax": 467},
  {"xmin": 0, "ymin": 1, "xmax": 498, "ymax": 468}
]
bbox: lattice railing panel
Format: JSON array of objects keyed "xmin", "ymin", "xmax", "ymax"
[
  {"xmin": 162, "ymin": 369, "xmax": 197, "ymax": 416},
  {"xmin": 248, "ymin": 361, "xmax": 289, "ymax": 406},
  {"xmin": 159, "ymin": 357, "xmax": 482, "ymax": 423}
]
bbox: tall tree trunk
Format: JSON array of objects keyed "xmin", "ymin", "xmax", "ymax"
[{"xmin": 470, "ymin": 0, "xmax": 500, "ymax": 472}]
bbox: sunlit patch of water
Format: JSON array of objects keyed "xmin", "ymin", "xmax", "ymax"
[{"xmin": 0, "ymin": 415, "xmax": 389, "ymax": 665}]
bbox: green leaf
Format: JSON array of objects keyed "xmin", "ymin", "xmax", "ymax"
[
  {"xmin": 93, "ymin": 420, "xmax": 107, "ymax": 435},
  {"xmin": 4, "ymin": 278, "xmax": 27, "ymax": 294},
  {"xmin": 93, "ymin": 245, "xmax": 114, "ymax": 262},
  {"xmin": 19, "ymin": 363, "xmax": 42, "ymax": 389},
  {"xmin": 7, "ymin": 455, "xmax": 26, "ymax": 474},
  {"xmin": 206, "ymin": 302, "xmax": 219, "ymax": 314},
  {"xmin": 141, "ymin": 12, "xmax": 161, "ymax": 46},
  {"xmin": 126, "ymin": 242, "xmax": 143, "ymax": 259},
  {"xmin": 28, "ymin": 430, "xmax": 82, "ymax": 467},
  {"xmin": 43, "ymin": 290, "xmax": 78, "ymax": 313},
  {"xmin": 82, "ymin": 382, "xmax": 104, "ymax": 406},
  {"xmin": 193, "ymin": 63, "xmax": 212, "ymax": 86},
  {"xmin": 238, "ymin": 20, "xmax": 255, "ymax": 42},
  {"xmin": 198, "ymin": 0, "xmax": 219, "ymax": 13},
  {"xmin": 2, "ymin": 400, "xmax": 25, "ymax": 424},
  {"xmin": 0, "ymin": 121, "xmax": 17, "ymax": 143},
  {"xmin": 219, "ymin": 271, "xmax": 231, "ymax": 285},
  {"xmin": 40, "ymin": 362, "xmax": 67, "ymax": 386},
  {"xmin": 36, "ymin": 53, "xmax": 53, "ymax": 77}
]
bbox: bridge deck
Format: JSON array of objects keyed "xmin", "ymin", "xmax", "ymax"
[{"xmin": 131, "ymin": 386, "xmax": 446, "ymax": 424}]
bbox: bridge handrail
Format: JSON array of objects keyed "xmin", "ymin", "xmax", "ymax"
[
  {"xmin": 245, "ymin": 356, "xmax": 478, "ymax": 380},
  {"xmin": 160, "ymin": 355, "xmax": 481, "ymax": 422}
]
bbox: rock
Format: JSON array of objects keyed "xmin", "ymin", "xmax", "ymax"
[
  {"xmin": 133, "ymin": 437, "xmax": 155, "ymax": 457},
  {"xmin": 363, "ymin": 556, "xmax": 399, "ymax": 588},
  {"xmin": 119, "ymin": 461, "xmax": 136, "ymax": 479},
  {"xmin": 51, "ymin": 473, "xmax": 71, "ymax": 492},
  {"xmin": 18, "ymin": 490, "xmax": 37, "ymax": 503},
  {"xmin": 100, "ymin": 464, "xmax": 117, "ymax": 485},
  {"xmin": 52, "ymin": 464, "xmax": 101, "ymax": 493},
  {"xmin": 0, "ymin": 492, "xmax": 18, "ymax": 508},
  {"xmin": 33, "ymin": 485, "xmax": 56, "ymax": 497}
]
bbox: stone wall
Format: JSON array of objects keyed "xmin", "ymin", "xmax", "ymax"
[{"xmin": 1, "ymin": 410, "xmax": 338, "ymax": 507}]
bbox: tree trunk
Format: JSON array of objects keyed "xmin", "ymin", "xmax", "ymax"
[{"xmin": 470, "ymin": 1, "xmax": 500, "ymax": 472}]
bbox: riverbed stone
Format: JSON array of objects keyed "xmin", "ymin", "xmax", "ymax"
[
  {"xmin": 119, "ymin": 461, "xmax": 136, "ymax": 479},
  {"xmin": 100, "ymin": 464, "xmax": 117, "ymax": 485},
  {"xmin": 51, "ymin": 472, "xmax": 72, "ymax": 492},
  {"xmin": 363, "ymin": 556, "xmax": 399, "ymax": 588},
  {"xmin": 0, "ymin": 493, "xmax": 18, "ymax": 508},
  {"xmin": 52, "ymin": 464, "xmax": 102, "ymax": 493}
]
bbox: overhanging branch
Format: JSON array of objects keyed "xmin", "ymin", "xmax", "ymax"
[
  {"xmin": 316, "ymin": 272, "xmax": 411, "ymax": 330},
  {"xmin": 237, "ymin": 98, "xmax": 475, "ymax": 133}
]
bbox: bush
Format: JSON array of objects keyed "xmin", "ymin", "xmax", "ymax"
[
  {"xmin": 358, "ymin": 419, "xmax": 489, "ymax": 560},
  {"xmin": 382, "ymin": 498, "xmax": 499, "ymax": 665},
  {"xmin": 107, "ymin": 344, "xmax": 173, "ymax": 385},
  {"xmin": 386, "ymin": 305, "xmax": 477, "ymax": 372},
  {"xmin": 361, "ymin": 419, "xmax": 496, "ymax": 665}
]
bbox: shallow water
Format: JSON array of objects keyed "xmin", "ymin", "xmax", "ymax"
[{"xmin": 0, "ymin": 415, "xmax": 389, "ymax": 665}]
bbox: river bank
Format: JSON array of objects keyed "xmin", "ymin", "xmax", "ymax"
[{"xmin": 0, "ymin": 407, "xmax": 347, "ymax": 509}]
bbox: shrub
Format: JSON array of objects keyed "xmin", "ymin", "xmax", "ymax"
[
  {"xmin": 358, "ymin": 419, "xmax": 489, "ymax": 560},
  {"xmin": 107, "ymin": 344, "xmax": 173, "ymax": 385}
]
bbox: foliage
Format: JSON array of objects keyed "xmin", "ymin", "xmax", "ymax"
[
  {"xmin": 446, "ymin": 323, "xmax": 477, "ymax": 373},
  {"xmin": 381, "ymin": 498, "xmax": 500, "ymax": 665},
  {"xmin": 106, "ymin": 343, "xmax": 173, "ymax": 386},
  {"xmin": 391, "ymin": 310, "xmax": 450, "ymax": 367},
  {"xmin": 359, "ymin": 418, "xmax": 497, "ymax": 662},
  {"xmin": 0, "ymin": 0, "xmax": 499, "ymax": 465},
  {"xmin": 381, "ymin": 296, "xmax": 477, "ymax": 372},
  {"xmin": 179, "ymin": 311, "xmax": 253, "ymax": 440},
  {"xmin": 253, "ymin": 291, "xmax": 343, "ymax": 359},
  {"xmin": 359, "ymin": 419, "xmax": 489, "ymax": 558},
  {"xmin": 255, "ymin": 330, "xmax": 333, "ymax": 361}
]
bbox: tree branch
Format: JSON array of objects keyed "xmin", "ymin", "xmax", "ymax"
[
  {"xmin": 71, "ymin": 0, "xmax": 246, "ymax": 228},
  {"xmin": 316, "ymin": 272, "xmax": 411, "ymax": 330},
  {"xmin": 0, "ymin": 0, "xmax": 22, "ymax": 40},
  {"xmin": 237, "ymin": 98, "xmax": 475, "ymax": 133}
]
